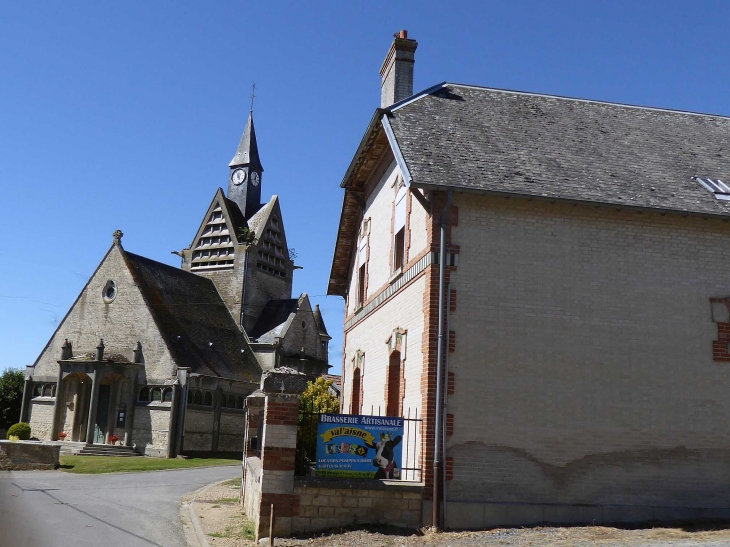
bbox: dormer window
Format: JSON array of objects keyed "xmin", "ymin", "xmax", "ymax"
[{"xmin": 695, "ymin": 177, "xmax": 730, "ymax": 200}]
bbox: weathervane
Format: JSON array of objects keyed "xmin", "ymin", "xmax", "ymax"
[{"xmin": 250, "ymin": 82, "xmax": 256, "ymax": 112}]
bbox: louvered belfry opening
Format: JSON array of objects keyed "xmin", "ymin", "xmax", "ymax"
[{"xmin": 191, "ymin": 204, "xmax": 235, "ymax": 270}]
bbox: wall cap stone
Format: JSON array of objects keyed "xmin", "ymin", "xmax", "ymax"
[
  {"xmin": 261, "ymin": 368, "xmax": 308, "ymax": 395},
  {"xmin": 294, "ymin": 476, "xmax": 424, "ymax": 492}
]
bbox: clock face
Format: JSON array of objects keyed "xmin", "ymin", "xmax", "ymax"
[
  {"xmin": 251, "ymin": 171, "xmax": 260, "ymax": 187},
  {"xmin": 231, "ymin": 168, "xmax": 247, "ymax": 186}
]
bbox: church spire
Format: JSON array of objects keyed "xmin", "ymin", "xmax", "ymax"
[{"xmin": 229, "ymin": 111, "xmax": 263, "ymax": 171}]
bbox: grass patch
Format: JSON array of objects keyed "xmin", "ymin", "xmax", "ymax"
[
  {"xmin": 59, "ymin": 455, "xmax": 239, "ymax": 474},
  {"xmin": 214, "ymin": 497, "xmax": 239, "ymax": 503},
  {"xmin": 223, "ymin": 477, "xmax": 242, "ymax": 488},
  {"xmin": 241, "ymin": 518, "xmax": 256, "ymax": 540}
]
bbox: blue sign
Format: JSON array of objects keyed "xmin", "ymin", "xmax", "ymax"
[{"xmin": 315, "ymin": 414, "xmax": 404, "ymax": 479}]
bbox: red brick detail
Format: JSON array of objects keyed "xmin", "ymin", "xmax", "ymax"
[
  {"xmin": 445, "ymin": 414, "xmax": 454, "ymax": 436},
  {"xmin": 260, "ymin": 493, "xmax": 300, "ymax": 518},
  {"xmin": 449, "ymin": 289, "xmax": 456, "ymax": 312},
  {"xmin": 713, "ymin": 322, "xmax": 730, "ymax": 362},
  {"xmin": 445, "ymin": 457, "xmax": 453, "ymax": 481},
  {"xmin": 420, "ymin": 190, "xmax": 457, "ymax": 502},
  {"xmin": 447, "ymin": 372, "xmax": 455, "ymax": 396},
  {"xmin": 262, "ymin": 446, "xmax": 296, "ymax": 471},
  {"xmin": 264, "ymin": 400, "xmax": 299, "ymax": 426},
  {"xmin": 448, "ymin": 331, "xmax": 455, "ymax": 353}
]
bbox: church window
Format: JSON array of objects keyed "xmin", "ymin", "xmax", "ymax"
[
  {"xmin": 236, "ymin": 396, "xmax": 244, "ymax": 409},
  {"xmin": 162, "ymin": 388, "xmax": 172, "ymax": 402},
  {"xmin": 204, "ymin": 391, "xmax": 213, "ymax": 406},
  {"xmin": 43, "ymin": 384, "xmax": 55, "ymax": 397},
  {"xmin": 138, "ymin": 387, "xmax": 150, "ymax": 402},
  {"xmin": 193, "ymin": 390, "xmax": 203, "ymax": 405},
  {"xmin": 151, "ymin": 388, "xmax": 162, "ymax": 402},
  {"xmin": 102, "ymin": 280, "xmax": 117, "ymax": 303},
  {"xmin": 187, "ymin": 390, "xmax": 193, "ymax": 404},
  {"xmin": 228, "ymin": 394, "xmax": 235, "ymax": 408},
  {"xmin": 33, "ymin": 384, "xmax": 43, "ymax": 397}
]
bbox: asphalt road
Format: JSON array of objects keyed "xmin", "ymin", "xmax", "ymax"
[{"xmin": 0, "ymin": 465, "xmax": 240, "ymax": 547}]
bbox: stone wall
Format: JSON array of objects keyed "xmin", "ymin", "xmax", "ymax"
[
  {"xmin": 0, "ymin": 441, "xmax": 59, "ymax": 470},
  {"xmin": 28, "ymin": 400, "xmax": 54, "ymax": 440},
  {"xmin": 292, "ymin": 478, "xmax": 422, "ymax": 534},
  {"xmin": 183, "ymin": 408, "xmax": 214, "ymax": 452},
  {"xmin": 218, "ymin": 411, "xmax": 246, "ymax": 452},
  {"xmin": 132, "ymin": 405, "xmax": 171, "ymax": 457},
  {"xmin": 31, "ymin": 245, "xmax": 176, "ymax": 382},
  {"xmin": 243, "ymin": 456, "xmax": 263, "ymax": 535}
]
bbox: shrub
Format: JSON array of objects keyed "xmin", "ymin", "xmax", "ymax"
[
  {"xmin": 7, "ymin": 422, "xmax": 31, "ymax": 440},
  {"xmin": 8, "ymin": 435, "xmax": 19, "ymax": 442}
]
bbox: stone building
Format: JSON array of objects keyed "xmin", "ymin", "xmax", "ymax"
[
  {"xmin": 328, "ymin": 31, "xmax": 730, "ymax": 527},
  {"xmin": 21, "ymin": 110, "xmax": 330, "ymax": 457}
]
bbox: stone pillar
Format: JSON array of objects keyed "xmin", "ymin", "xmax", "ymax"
[
  {"xmin": 256, "ymin": 369, "xmax": 308, "ymax": 542},
  {"xmin": 19, "ymin": 367, "xmax": 34, "ymax": 423},
  {"xmin": 124, "ymin": 372, "xmax": 137, "ymax": 447},
  {"xmin": 50, "ymin": 367, "xmax": 65, "ymax": 441},
  {"xmin": 244, "ymin": 392, "xmax": 265, "ymax": 457},
  {"xmin": 211, "ymin": 387, "xmax": 223, "ymax": 453},
  {"xmin": 85, "ymin": 373, "xmax": 100, "ymax": 445}
]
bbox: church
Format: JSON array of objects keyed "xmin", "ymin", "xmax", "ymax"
[{"xmin": 19, "ymin": 110, "xmax": 330, "ymax": 458}]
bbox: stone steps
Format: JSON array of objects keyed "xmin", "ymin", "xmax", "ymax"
[{"xmin": 74, "ymin": 445, "xmax": 140, "ymax": 457}]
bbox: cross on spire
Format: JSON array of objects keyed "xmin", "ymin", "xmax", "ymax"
[{"xmin": 249, "ymin": 82, "xmax": 256, "ymax": 113}]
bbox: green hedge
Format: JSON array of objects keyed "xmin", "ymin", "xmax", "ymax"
[{"xmin": 7, "ymin": 422, "xmax": 31, "ymax": 440}]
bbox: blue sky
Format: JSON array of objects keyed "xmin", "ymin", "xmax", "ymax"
[{"xmin": 2, "ymin": 1, "xmax": 730, "ymax": 374}]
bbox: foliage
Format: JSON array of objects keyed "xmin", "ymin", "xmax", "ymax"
[
  {"xmin": 299, "ymin": 377, "xmax": 339, "ymax": 413},
  {"xmin": 0, "ymin": 368, "xmax": 24, "ymax": 430},
  {"xmin": 236, "ymin": 226, "xmax": 257, "ymax": 244},
  {"xmin": 7, "ymin": 435, "xmax": 19, "ymax": 442},
  {"xmin": 58, "ymin": 455, "xmax": 239, "ymax": 474},
  {"xmin": 288, "ymin": 247, "xmax": 298, "ymax": 261},
  {"xmin": 7, "ymin": 422, "xmax": 31, "ymax": 440},
  {"xmin": 296, "ymin": 378, "xmax": 340, "ymax": 474}
]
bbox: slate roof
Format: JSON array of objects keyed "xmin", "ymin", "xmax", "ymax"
[
  {"xmin": 229, "ymin": 111, "xmax": 264, "ymax": 170},
  {"xmin": 249, "ymin": 298, "xmax": 299, "ymax": 341},
  {"xmin": 389, "ymin": 84, "xmax": 730, "ymax": 216},
  {"xmin": 122, "ymin": 251, "xmax": 261, "ymax": 382},
  {"xmin": 328, "ymin": 83, "xmax": 730, "ymax": 296}
]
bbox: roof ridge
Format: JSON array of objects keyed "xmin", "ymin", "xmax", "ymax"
[{"xmin": 394, "ymin": 81, "xmax": 730, "ymax": 121}]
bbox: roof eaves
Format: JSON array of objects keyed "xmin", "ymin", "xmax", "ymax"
[{"xmin": 339, "ymin": 108, "xmax": 388, "ymax": 189}]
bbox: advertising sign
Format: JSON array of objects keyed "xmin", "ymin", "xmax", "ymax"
[{"xmin": 315, "ymin": 414, "xmax": 404, "ymax": 479}]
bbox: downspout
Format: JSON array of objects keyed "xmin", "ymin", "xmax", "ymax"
[
  {"xmin": 432, "ymin": 189, "xmax": 452, "ymax": 530},
  {"xmin": 442, "ymin": 282, "xmax": 451, "ymax": 529}
]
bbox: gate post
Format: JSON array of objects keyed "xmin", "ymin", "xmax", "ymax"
[{"xmin": 256, "ymin": 368, "xmax": 308, "ymax": 541}]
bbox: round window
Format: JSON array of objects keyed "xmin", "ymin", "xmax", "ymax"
[
  {"xmin": 301, "ymin": 320, "xmax": 307, "ymax": 330},
  {"xmin": 102, "ymin": 280, "xmax": 117, "ymax": 303}
]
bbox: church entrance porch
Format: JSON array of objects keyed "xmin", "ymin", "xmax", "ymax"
[{"xmin": 51, "ymin": 346, "xmax": 142, "ymax": 449}]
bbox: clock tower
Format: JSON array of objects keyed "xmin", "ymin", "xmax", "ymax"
[{"xmin": 228, "ymin": 110, "xmax": 263, "ymax": 219}]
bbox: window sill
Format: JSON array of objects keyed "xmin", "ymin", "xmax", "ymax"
[{"xmin": 388, "ymin": 268, "xmax": 403, "ymax": 284}]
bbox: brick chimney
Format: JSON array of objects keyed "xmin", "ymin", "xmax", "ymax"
[{"xmin": 380, "ymin": 30, "xmax": 418, "ymax": 108}]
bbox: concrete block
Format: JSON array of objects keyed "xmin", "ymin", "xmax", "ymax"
[
  {"xmin": 483, "ymin": 503, "xmax": 543, "ymax": 528},
  {"xmin": 445, "ymin": 502, "xmax": 484, "ymax": 530}
]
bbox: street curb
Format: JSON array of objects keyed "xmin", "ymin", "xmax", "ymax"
[
  {"xmin": 181, "ymin": 478, "xmax": 239, "ymax": 547},
  {"xmin": 185, "ymin": 501, "xmax": 211, "ymax": 547}
]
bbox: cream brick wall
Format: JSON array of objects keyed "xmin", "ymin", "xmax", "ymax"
[
  {"xmin": 343, "ymin": 276, "xmax": 426, "ymax": 479},
  {"xmin": 31, "ymin": 245, "xmax": 176, "ymax": 383},
  {"xmin": 446, "ymin": 194, "xmax": 730, "ymax": 509}
]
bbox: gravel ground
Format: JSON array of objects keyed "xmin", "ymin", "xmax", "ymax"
[{"xmin": 184, "ymin": 484, "xmax": 730, "ymax": 547}]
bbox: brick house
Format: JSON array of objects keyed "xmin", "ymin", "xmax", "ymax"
[
  {"xmin": 328, "ymin": 31, "xmax": 730, "ymax": 528},
  {"xmin": 21, "ymin": 111, "xmax": 330, "ymax": 457}
]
